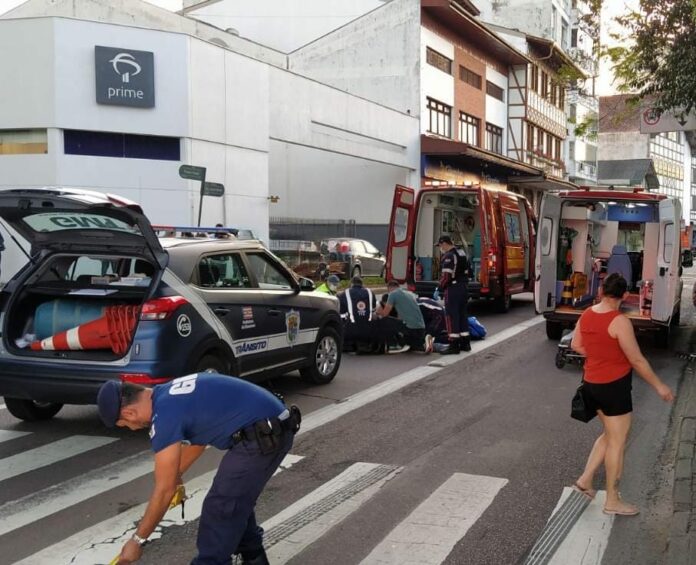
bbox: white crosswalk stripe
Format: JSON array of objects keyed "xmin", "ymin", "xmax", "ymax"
[
  {"xmin": 16, "ymin": 454, "xmax": 304, "ymax": 565},
  {"xmin": 0, "ymin": 435, "xmax": 117, "ymax": 482},
  {"xmin": 360, "ymin": 473, "xmax": 508, "ymax": 565},
  {"xmin": 0, "ymin": 429, "xmax": 31, "ymax": 444}
]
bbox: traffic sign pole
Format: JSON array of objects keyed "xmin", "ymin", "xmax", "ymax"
[{"xmin": 196, "ymin": 169, "xmax": 207, "ymax": 227}]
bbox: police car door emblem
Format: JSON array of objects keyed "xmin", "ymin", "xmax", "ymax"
[
  {"xmin": 177, "ymin": 314, "xmax": 192, "ymax": 337},
  {"xmin": 286, "ymin": 310, "xmax": 300, "ymax": 345}
]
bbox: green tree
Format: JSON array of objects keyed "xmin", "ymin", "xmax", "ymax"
[{"xmin": 610, "ymin": 0, "xmax": 696, "ymax": 117}]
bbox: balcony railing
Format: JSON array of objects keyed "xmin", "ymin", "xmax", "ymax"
[
  {"xmin": 526, "ymin": 150, "xmax": 565, "ymax": 179},
  {"xmin": 527, "ymin": 90, "xmax": 566, "ymax": 134}
]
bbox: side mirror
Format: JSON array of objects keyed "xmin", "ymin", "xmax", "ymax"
[{"xmin": 298, "ymin": 277, "xmax": 315, "ymax": 292}]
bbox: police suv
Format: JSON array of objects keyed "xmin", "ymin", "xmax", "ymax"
[{"xmin": 0, "ymin": 188, "xmax": 342, "ymax": 421}]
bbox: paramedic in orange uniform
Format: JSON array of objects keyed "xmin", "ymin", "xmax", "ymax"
[{"xmin": 571, "ymin": 273, "xmax": 674, "ymax": 516}]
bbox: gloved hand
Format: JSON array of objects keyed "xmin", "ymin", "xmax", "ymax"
[{"xmin": 433, "ymin": 288, "xmax": 440, "ymax": 301}]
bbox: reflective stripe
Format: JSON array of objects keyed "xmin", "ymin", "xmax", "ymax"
[
  {"xmin": 345, "ymin": 289, "xmax": 355, "ymax": 323},
  {"xmin": 441, "ymin": 268, "xmax": 455, "ymax": 274},
  {"xmin": 40, "ymin": 337, "xmax": 55, "ymax": 350},
  {"xmin": 460, "ymin": 332, "xmax": 470, "ymax": 337},
  {"xmin": 66, "ymin": 328, "xmax": 83, "ymax": 350},
  {"xmin": 367, "ymin": 289, "xmax": 374, "ymax": 322}
]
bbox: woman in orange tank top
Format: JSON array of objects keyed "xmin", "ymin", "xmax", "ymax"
[{"xmin": 571, "ymin": 273, "xmax": 674, "ymax": 516}]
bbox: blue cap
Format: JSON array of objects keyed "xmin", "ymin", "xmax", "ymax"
[{"xmin": 97, "ymin": 380, "xmax": 122, "ymax": 428}]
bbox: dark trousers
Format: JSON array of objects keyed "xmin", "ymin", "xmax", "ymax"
[
  {"xmin": 191, "ymin": 430, "xmax": 294, "ymax": 564},
  {"xmin": 343, "ymin": 318, "xmax": 405, "ymax": 351},
  {"xmin": 444, "ymin": 283, "xmax": 469, "ymax": 339},
  {"xmin": 403, "ymin": 327, "xmax": 426, "ymax": 350}
]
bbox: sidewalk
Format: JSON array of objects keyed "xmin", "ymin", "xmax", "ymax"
[{"xmin": 666, "ymin": 358, "xmax": 696, "ymax": 564}]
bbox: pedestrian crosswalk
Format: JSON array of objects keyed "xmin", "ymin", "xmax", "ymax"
[{"xmin": 0, "ymin": 430, "xmax": 617, "ymax": 565}]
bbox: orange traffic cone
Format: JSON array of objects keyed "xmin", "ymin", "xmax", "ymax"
[{"xmin": 30, "ymin": 306, "xmax": 140, "ymax": 355}]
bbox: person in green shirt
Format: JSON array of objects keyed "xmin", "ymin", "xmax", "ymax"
[
  {"xmin": 316, "ymin": 275, "xmax": 340, "ymax": 296},
  {"xmin": 377, "ymin": 280, "xmax": 433, "ymax": 353}
]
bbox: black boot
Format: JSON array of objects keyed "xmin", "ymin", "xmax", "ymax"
[
  {"xmin": 241, "ymin": 549, "xmax": 270, "ymax": 565},
  {"xmin": 460, "ymin": 334, "xmax": 471, "ymax": 352},
  {"xmin": 440, "ymin": 339, "xmax": 460, "ymax": 355}
]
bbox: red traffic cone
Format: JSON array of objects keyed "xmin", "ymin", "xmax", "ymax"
[{"xmin": 30, "ymin": 305, "xmax": 140, "ymax": 355}]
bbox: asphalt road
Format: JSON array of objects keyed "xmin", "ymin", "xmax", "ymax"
[{"xmin": 0, "ymin": 285, "xmax": 690, "ymax": 564}]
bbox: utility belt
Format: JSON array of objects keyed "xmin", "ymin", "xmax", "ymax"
[{"xmin": 231, "ymin": 405, "xmax": 302, "ymax": 454}]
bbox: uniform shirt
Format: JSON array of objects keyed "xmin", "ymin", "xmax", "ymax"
[
  {"xmin": 149, "ymin": 372, "xmax": 286, "ymax": 453},
  {"xmin": 439, "ymin": 247, "xmax": 469, "ymax": 290},
  {"xmin": 387, "ymin": 289, "xmax": 425, "ymax": 329},
  {"xmin": 338, "ymin": 286, "xmax": 376, "ymax": 324}
]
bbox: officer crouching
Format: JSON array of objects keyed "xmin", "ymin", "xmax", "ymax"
[{"xmin": 97, "ymin": 372, "xmax": 301, "ymax": 565}]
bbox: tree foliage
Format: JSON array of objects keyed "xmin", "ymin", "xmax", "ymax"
[{"xmin": 610, "ymin": 0, "xmax": 696, "ymax": 117}]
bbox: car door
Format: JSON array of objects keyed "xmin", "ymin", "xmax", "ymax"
[
  {"xmin": 499, "ymin": 193, "xmax": 526, "ymax": 294},
  {"xmin": 362, "ymin": 240, "xmax": 385, "ymax": 276},
  {"xmin": 652, "ymin": 198, "xmax": 681, "ymax": 322},
  {"xmin": 535, "ymin": 193, "xmax": 562, "ymax": 314},
  {"xmin": 243, "ymin": 250, "xmax": 319, "ymax": 371},
  {"xmin": 192, "ymin": 252, "xmax": 272, "ymax": 376},
  {"xmin": 386, "ymin": 185, "xmax": 417, "ymax": 283}
]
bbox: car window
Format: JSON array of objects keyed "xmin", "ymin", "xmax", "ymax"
[
  {"xmin": 65, "ymin": 257, "xmax": 116, "ymax": 281},
  {"xmin": 246, "ymin": 253, "xmax": 295, "ymax": 290},
  {"xmin": 198, "ymin": 254, "xmax": 251, "ymax": 288},
  {"xmin": 364, "ymin": 241, "xmax": 379, "ymax": 254},
  {"xmin": 351, "ymin": 241, "xmax": 366, "ymax": 254}
]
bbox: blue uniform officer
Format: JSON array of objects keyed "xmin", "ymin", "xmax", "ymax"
[
  {"xmin": 97, "ymin": 372, "xmax": 300, "ymax": 565},
  {"xmin": 436, "ymin": 235, "xmax": 471, "ymax": 354}
]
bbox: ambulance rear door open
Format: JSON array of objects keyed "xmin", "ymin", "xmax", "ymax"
[
  {"xmin": 386, "ymin": 185, "xmax": 416, "ymax": 284},
  {"xmin": 651, "ymin": 198, "xmax": 681, "ymax": 322},
  {"xmin": 535, "ymin": 193, "xmax": 561, "ymax": 314}
]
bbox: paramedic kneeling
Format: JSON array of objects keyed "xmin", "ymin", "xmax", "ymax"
[
  {"xmin": 436, "ymin": 235, "xmax": 471, "ymax": 354},
  {"xmin": 97, "ymin": 372, "xmax": 300, "ymax": 565}
]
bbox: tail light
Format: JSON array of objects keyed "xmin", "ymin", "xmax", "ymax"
[
  {"xmin": 140, "ymin": 296, "xmax": 189, "ymax": 320},
  {"xmin": 487, "ymin": 248, "xmax": 497, "ymax": 274},
  {"xmin": 120, "ymin": 373, "xmax": 171, "ymax": 385}
]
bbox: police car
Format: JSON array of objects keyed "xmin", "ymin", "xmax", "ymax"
[{"xmin": 0, "ymin": 188, "xmax": 342, "ymax": 421}]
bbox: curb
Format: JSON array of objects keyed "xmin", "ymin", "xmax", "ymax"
[{"xmin": 666, "ymin": 363, "xmax": 696, "ymax": 565}]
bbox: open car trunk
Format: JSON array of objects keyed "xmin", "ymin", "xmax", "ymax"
[{"xmin": 4, "ymin": 253, "xmax": 156, "ymax": 361}]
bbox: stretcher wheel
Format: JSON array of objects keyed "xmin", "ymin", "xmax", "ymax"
[{"xmin": 555, "ymin": 351, "xmax": 566, "ymax": 369}]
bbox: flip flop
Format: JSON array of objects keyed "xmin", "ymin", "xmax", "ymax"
[
  {"xmin": 603, "ymin": 505, "xmax": 640, "ymax": 516},
  {"xmin": 572, "ymin": 483, "xmax": 596, "ymax": 500}
]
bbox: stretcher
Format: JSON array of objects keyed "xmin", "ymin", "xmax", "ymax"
[{"xmin": 108, "ymin": 484, "xmax": 187, "ymax": 565}]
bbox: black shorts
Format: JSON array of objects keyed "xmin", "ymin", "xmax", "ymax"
[{"xmin": 583, "ymin": 372, "xmax": 633, "ymax": 416}]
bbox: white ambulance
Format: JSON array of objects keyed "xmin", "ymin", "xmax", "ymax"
[{"xmin": 535, "ymin": 187, "xmax": 685, "ymax": 347}]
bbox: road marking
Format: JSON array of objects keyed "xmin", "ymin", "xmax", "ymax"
[
  {"xmin": 547, "ymin": 488, "xmax": 613, "ymax": 565},
  {"xmin": 0, "ymin": 403, "xmax": 6, "ymax": 410},
  {"xmin": 14, "ymin": 454, "xmax": 304, "ymax": 565},
  {"xmin": 0, "ymin": 450, "xmax": 153, "ymax": 537},
  {"xmin": 360, "ymin": 473, "xmax": 508, "ymax": 564},
  {"xmin": 0, "ymin": 430, "xmax": 31, "ymax": 444},
  {"xmin": 0, "ymin": 435, "xmax": 117, "ymax": 482},
  {"xmin": 428, "ymin": 316, "xmax": 545, "ymax": 367},
  {"xmin": 264, "ymin": 462, "xmax": 402, "ymax": 564}
]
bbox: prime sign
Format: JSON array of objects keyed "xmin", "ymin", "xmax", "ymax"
[{"xmin": 95, "ymin": 46, "xmax": 155, "ymax": 108}]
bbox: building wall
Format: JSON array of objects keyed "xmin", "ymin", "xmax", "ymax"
[{"xmin": 287, "ymin": 0, "xmax": 421, "ymax": 116}]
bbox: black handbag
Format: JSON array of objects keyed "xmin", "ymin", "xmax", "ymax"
[{"xmin": 571, "ymin": 383, "xmax": 596, "ymax": 423}]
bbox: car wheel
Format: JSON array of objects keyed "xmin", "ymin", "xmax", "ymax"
[
  {"xmin": 300, "ymin": 326, "xmax": 341, "ymax": 385},
  {"xmin": 351, "ymin": 266, "xmax": 361, "ymax": 279},
  {"xmin": 194, "ymin": 353, "xmax": 228, "ymax": 374},
  {"xmin": 380, "ymin": 265, "xmax": 386, "ymax": 280},
  {"xmin": 4, "ymin": 397, "xmax": 63, "ymax": 421},
  {"xmin": 492, "ymin": 294, "xmax": 511, "ymax": 313},
  {"xmin": 546, "ymin": 320, "xmax": 563, "ymax": 340}
]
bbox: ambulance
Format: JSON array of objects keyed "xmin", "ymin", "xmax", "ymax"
[
  {"xmin": 386, "ymin": 183, "xmax": 536, "ymax": 312},
  {"xmin": 535, "ymin": 187, "xmax": 685, "ymax": 346}
]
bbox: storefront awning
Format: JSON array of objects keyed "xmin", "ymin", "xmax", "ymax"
[{"xmin": 421, "ymin": 135, "xmax": 543, "ymax": 180}]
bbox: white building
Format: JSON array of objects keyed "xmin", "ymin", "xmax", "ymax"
[{"xmin": 0, "ymin": 0, "xmax": 419, "ymax": 279}]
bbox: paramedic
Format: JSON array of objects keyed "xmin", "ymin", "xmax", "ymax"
[
  {"xmin": 338, "ymin": 276, "xmax": 405, "ymax": 353},
  {"xmin": 97, "ymin": 372, "xmax": 300, "ymax": 565},
  {"xmin": 571, "ymin": 273, "xmax": 673, "ymax": 516},
  {"xmin": 316, "ymin": 275, "xmax": 340, "ymax": 296},
  {"xmin": 377, "ymin": 280, "xmax": 433, "ymax": 352},
  {"xmin": 436, "ymin": 235, "xmax": 471, "ymax": 354}
]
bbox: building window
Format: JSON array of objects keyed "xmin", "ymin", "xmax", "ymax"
[
  {"xmin": 426, "ymin": 47, "xmax": 452, "ymax": 75},
  {"xmin": 459, "ymin": 66, "xmax": 482, "ymax": 89},
  {"xmin": 530, "ymin": 65, "xmax": 539, "ymax": 92},
  {"xmin": 485, "ymin": 123, "xmax": 503, "ymax": 154},
  {"xmin": 569, "ymin": 103, "xmax": 577, "ymax": 122},
  {"xmin": 561, "ymin": 21, "xmax": 569, "ymax": 49},
  {"xmin": 427, "ymin": 98, "xmax": 452, "ymax": 138},
  {"xmin": 649, "ymin": 132, "xmax": 685, "ymax": 199},
  {"xmin": 459, "ymin": 113, "xmax": 480, "ymax": 146},
  {"xmin": 541, "ymin": 71, "xmax": 549, "ymax": 98},
  {"xmin": 569, "ymin": 141, "xmax": 575, "ymax": 161},
  {"xmin": 571, "ymin": 29, "xmax": 578, "ymax": 48},
  {"xmin": 486, "ymin": 81, "xmax": 504, "ymax": 102},
  {"xmin": 0, "ymin": 129, "xmax": 48, "ymax": 155},
  {"xmin": 64, "ymin": 130, "xmax": 181, "ymax": 161}
]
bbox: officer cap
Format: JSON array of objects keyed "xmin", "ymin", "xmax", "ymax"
[
  {"xmin": 436, "ymin": 235, "xmax": 453, "ymax": 245},
  {"xmin": 97, "ymin": 380, "xmax": 122, "ymax": 428},
  {"xmin": 327, "ymin": 275, "xmax": 340, "ymax": 284}
]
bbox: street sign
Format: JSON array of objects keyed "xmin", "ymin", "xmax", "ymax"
[
  {"xmin": 179, "ymin": 164, "xmax": 207, "ymax": 182},
  {"xmin": 202, "ymin": 182, "xmax": 225, "ymax": 197},
  {"xmin": 640, "ymin": 105, "xmax": 696, "ymax": 134}
]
